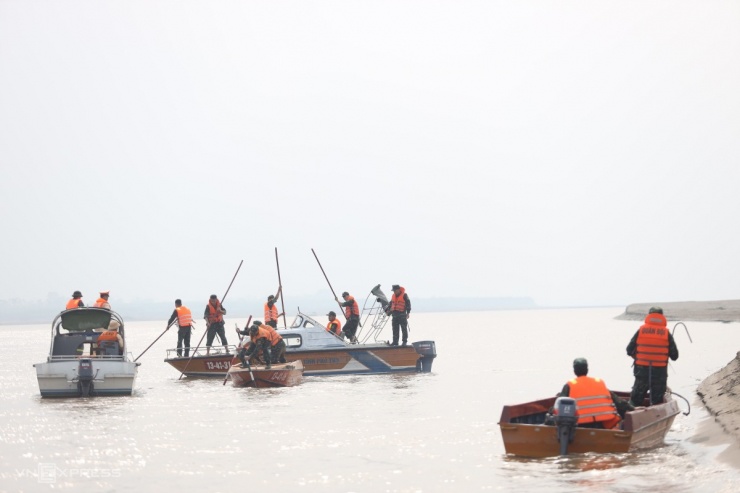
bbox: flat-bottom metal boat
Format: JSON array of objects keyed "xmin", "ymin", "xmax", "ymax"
[
  {"xmin": 498, "ymin": 391, "xmax": 681, "ymax": 457},
  {"xmin": 227, "ymin": 360, "xmax": 304, "ymax": 388}
]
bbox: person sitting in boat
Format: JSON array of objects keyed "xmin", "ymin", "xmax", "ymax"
[
  {"xmin": 66, "ymin": 290, "xmax": 84, "ymax": 309},
  {"xmin": 558, "ymin": 358, "xmax": 631, "ymax": 429},
  {"xmin": 336, "ymin": 291, "xmax": 360, "ymax": 343},
  {"xmin": 237, "ymin": 323, "xmax": 273, "ymax": 369},
  {"xmin": 96, "ymin": 320, "xmax": 124, "ymax": 356},
  {"xmin": 326, "ymin": 311, "xmax": 342, "ymax": 337},
  {"xmin": 264, "ymin": 289, "xmax": 284, "ymax": 328},
  {"xmin": 94, "ymin": 291, "xmax": 111, "ymax": 310}
]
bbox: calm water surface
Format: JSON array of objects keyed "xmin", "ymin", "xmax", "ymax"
[{"xmin": 1, "ymin": 308, "xmax": 739, "ymax": 492}]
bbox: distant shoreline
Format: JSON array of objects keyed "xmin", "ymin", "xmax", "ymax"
[{"xmin": 615, "ymin": 299, "xmax": 740, "ymax": 323}]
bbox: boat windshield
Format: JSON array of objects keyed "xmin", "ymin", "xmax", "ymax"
[{"xmin": 59, "ymin": 308, "xmax": 114, "ymax": 332}]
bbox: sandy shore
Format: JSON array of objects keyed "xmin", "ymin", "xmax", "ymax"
[{"xmin": 618, "ymin": 300, "xmax": 740, "ymax": 443}]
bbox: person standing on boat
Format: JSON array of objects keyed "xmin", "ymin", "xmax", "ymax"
[
  {"xmin": 264, "ymin": 288, "xmax": 284, "ymax": 329},
  {"xmin": 167, "ymin": 299, "xmax": 193, "ymax": 358},
  {"xmin": 237, "ymin": 323, "xmax": 272, "ymax": 369},
  {"xmin": 204, "ymin": 294, "xmax": 229, "ymax": 355},
  {"xmin": 336, "ymin": 291, "xmax": 360, "ymax": 343},
  {"xmin": 66, "ymin": 291, "xmax": 85, "ymax": 309},
  {"xmin": 389, "ymin": 285, "xmax": 411, "ymax": 346},
  {"xmin": 326, "ymin": 311, "xmax": 342, "ymax": 336},
  {"xmin": 559, "ymin": 358, "xmax": 626, "ymax": 429},
  {"xmin": 626, "ymin": 307, "xmax": 679, "ymax": 406},
  {"xmin": 94, "ymin": 291, "xmax": 111, "ymax": 310}
]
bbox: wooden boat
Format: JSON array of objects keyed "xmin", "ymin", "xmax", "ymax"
[
  {"xmin": 165, "ymin": 311, "xmax": 437, "ymax": 378},
  {"xmin": 33, "ymin": 308, "xmax": 140, "ymax": 397},
  {"xmin": 498, "ymin": 391, "xmax": 681, "ymax": 457},
  {"xmin": 227, "ymin": 360, "xmax": 304, "ymax": 388}
]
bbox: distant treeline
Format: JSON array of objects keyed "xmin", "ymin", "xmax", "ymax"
[{"xmin": 0, "ymin": 295, "xmax": 537, "ymax": 325}]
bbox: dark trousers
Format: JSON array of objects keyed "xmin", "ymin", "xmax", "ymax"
[
  {"xmin": 206, "ymin": 322, "xmax": 228, "ymax": 347},
  {"xmin": 177, "ymin": 325, "xmax": 191, "ymax": 357},
  {"xmin": 271, "ymin": 340, "xmax": 287, "ymax": 363},
  {"xmin": 630, "ymin": 365, "xmax": 668, "ymax": 406},
  {"xmin": 391, "ymin": 312, "xmax": 408, "ymax": 345},
  {"xmin": 266, "ymin": 320, "xmax": 277, "ymax": 328},
  {"xmin": 343, "ymin": 317, "xmax": 359, "ymax": 341}
]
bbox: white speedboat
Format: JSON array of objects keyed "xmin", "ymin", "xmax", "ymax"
[{"xmin": 34, "ymin": 308, "xmax": 139, "ymax": 397}]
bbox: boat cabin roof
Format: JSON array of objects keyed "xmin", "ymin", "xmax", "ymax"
[
  {"xmin": 281, "ymin": 312, "xmax": 348, "ymax": 350},
  {"xmin": 53, "ymin": 307, "xmax": 125, "ymax": 334}
]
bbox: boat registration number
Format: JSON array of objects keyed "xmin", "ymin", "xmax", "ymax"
[{"xmin": 205, "ymin": 361, "xmax": 231, "ymax": 370}]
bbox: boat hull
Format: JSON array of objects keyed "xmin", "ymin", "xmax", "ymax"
[
  {"xmin": 228, "ymin": 361, "xmax": 304, "ymax": 388},
  {"xmin": 498, "ymin": 392, "xmax": 680, "ymax": 457},
  {"xmin": 166, "ymin": 342, "xmax": 433, "ymax": 378},
  {"xmin": 34, "ymin": 360, "xmax": 139, "ymax": 398}
]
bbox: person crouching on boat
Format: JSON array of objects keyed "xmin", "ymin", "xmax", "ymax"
[
  {"xmin": 626, "ymin": 306, "xmax": 679, "ymax": 407},
  {"xmin": 204, "ymin": 294, "xmax": 229, "ymax": 355},
  {"xmin": 237, "ymin": 323, "xmax": 272, "ymax": 369},
  {"xmin": 260, "ymin": 321, "xmax": 287, "ymax": 364},
  {"xmin": 336, "ymin": 291, "xmax": 360, "ymax": 343},
  {"xmin": 558, "ymin": 358, "xmax": 630, "ymax": 430},
  {"xmin": 326, "ymin": 311, "xmax": 342, "ymax": 337}
]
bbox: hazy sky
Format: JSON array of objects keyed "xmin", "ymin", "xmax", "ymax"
[{"xmin": 1, "ymin": 1, "xmax": 739, "ymax": 308}]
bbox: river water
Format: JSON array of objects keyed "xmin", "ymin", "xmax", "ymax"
[{"xmin": 1, "ymin": 308, "xmax": 739, "ymax": 492}]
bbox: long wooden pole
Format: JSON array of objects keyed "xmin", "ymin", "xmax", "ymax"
[
  {"xmin": 223, "ymin": 315, "xmax": 252, "ymax": 385},
  {"xmin": 311, "ymin": 248, "xmax": 346, "ymax": 320},
  {"xmin": 134, "ymin": 319, "xmax": 176, "ymax": 362},
  {"xmin": 275, "ymin": 248, "xmax": 287, "ymax": 329},
  {"xmin": 179, "ymin": 260, "xmax": 243, "ymax": 380}
]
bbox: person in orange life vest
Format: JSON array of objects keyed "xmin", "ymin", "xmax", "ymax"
[
  {"xmin": 204, "ymin": 294, "xmax": 229, "ymax": 355},
  {"xmin": 559, "ymin": 358, "xmax": 628, "ymax": 430},
  {"xmin": 96, "ymin": 320, "xmax": 124, "ymax": 355},
  {"xmin": 326, "ymin": 311, "xmax": 342, "ymax": 336},
  {"xmin": 626, "ymin": 307, "xmax": 679, "ymax": 406},
  {"xmin": 66, "ymin": 291, "xmax": 84, "ymax": 309},
  {"xmin": 261, "ymin": 321, "xmax": 287, "ymax": 364},
  {"xmin": 264, "ymin": 289, "xmax": 284, "ymax": 329},
  {"xmin": 237, "ymin": 322, "xmax": 272, "ymax": 369},
  {"xmin": 94, "ymin": 291, "xmax": 111, "ymax": 310},
  {"xmin": 388, "ymin": 285, "xmax": 411, "ymax": 346},
  {"xmin": 336, "ymin": 291, "xmax": 360, "ymax": 343},
  {"xmin": 167, "ymin": 299, "xmax": 193, "ymax": 357}
]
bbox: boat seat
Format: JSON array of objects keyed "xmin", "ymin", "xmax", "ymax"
[
  {"xmin": 97, "ymin": 341, "xmax": 120, "ymax": 356},
  {"xmin": 52, "ymin": 333, "xmax": 96, "ymax": 356}
]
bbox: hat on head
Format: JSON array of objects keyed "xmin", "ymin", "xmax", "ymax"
[
  {"xmin": 327, "ymin": 311, "xmax": 336, "ymax": 317},
  {"xmin": 252, "ymin": 320, "xmax": 262, "ymax": 327},
  {"xmin": 100, "ymin": 291, "xmax": 110, "ymax": 296},
  {"xmin": 108, "ymin": 320, "xmax": 120, "ymax": 331},
  {"xmin": 72, "ymin": 291, "xmax": 82, "ymax": 298},
  {"xmin": 649, "ymin": 306, "xmax": 663, "ymax": 314},
  {"xmin": 392, "ymin": 285, "xmax": 400, "ymax": 290},
  {"xmin": 341, "ymin": 291, "xmax": 349, "ymax": 297},
  {"xmin": 249, "ymin": 325, "xmax": 259, "ymax": 333},
  {"xmin": 209, "ymin": 294, "xmax": 218, "ymax": 300}
]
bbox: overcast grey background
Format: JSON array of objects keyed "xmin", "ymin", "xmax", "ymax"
[{"xmin": 1, "ymin": 1, "xmax": 739, "ymax": 311}]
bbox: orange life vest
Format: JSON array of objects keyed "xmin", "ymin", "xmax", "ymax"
[
  {"xmin": 250, "ymin": 326, "xmax": 271, "ymax": 344},
  {"xmin": 264, "ymin": 303, "xmax": 279, "ymax": 323},
  {"xmin": 94, "ymin": 297, "xmax": 109, "ymax": 308},
  {"xmin": 326, "ymin": 319, "xmax": 342, "ymax": 335},
  {"xmin": 390, "ymin": 288, "xmax": 407, "ymax": 312},
  {"xmin": 261, "ymin": 324, "xmax": 283, "ymax": 347},
  {"xmin": 568, "ymin": 376, "xmax": 620, "ymax": 428},
  {"xmin": 344, "ymin": 296, "xmax": 359, "ymax": 318},
  {"xmin": 635, "ymin": 313, "xmax": 670, "ymax": 367},
  {"xmin": 176, "ymin": 306, "xmax": 192, "ymax": 327},
  {"xmin": 97, "ymin": 330, "xmax": 119, "ymax": 342},
  {"xmin": 207, "ymin": 302, "xmax": 224, "ymax": 324},
  {"xmin": 66, "ymin": 299, "xmax": 82, "ymax": 309}
]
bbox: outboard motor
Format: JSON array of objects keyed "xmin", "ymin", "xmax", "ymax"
[
  {"xmin": 412, "ymin": 341, "xmax": 437, "ymax": 373},
  {"xmin": 77, "ymin": 358, "xmax": 94, "ymax": 397},
  {"xmin": 371, "ymin": 284, "xmax": 390, "ymax": 311},
  {"xmin": 553, "ymin": 397, "xmax": 578, "ymax": 456}
]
